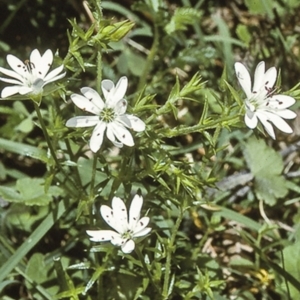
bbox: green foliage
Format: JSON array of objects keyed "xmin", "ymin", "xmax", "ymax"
[
  {"xmin": 0, "ymin": 178, "xmax": 62, "ymax": 205},
  {"xmin": 244, "ymin": 0, "xmax": 274, "ymax": 16},
  {"xmin": 165, "ymin": 8, "xmax": 201, "ymax": 35},
  {"xmin": 236, "ymin": 24, "xmax": 252, "ymax": 46},
  {"xmin": 280, "ymin": 242, "xmax": 300, "ymax": 298},
  {"xmin": 0, "ymin": 0, "xmax": 300, "ymax": 299},
  {"xmin": 243, "ymin": 137, "xmax": 288, "ymax": 206}
]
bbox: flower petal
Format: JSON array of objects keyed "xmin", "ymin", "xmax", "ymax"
[
  {"xmin": 114, "ymin": 76, "xmax": 128, "ymax": 102},
  {"xmin": 44, "ymin": 65, "xmax": 65, "ymax": 83},
  {"xmin": 0, "ymin": 67, "xmax": 24, "ymax": 83},
  {"xmin": 274, "ymin": 109, "xmax": 297, "ymax": 119},
  {"xmin": 129, "ymin": 194, "xmax": 143, "ymax": 229},
  {"xmin": 1, "ymin": 86, "xmax": 21, "ymax": 98},
  {"xmin": 263, "ymin": 66, "xmax": 277, "ymax": 91},
  {"xmin": 112, "ymin": 196, "xmax": 128, "ymax": 233},
  {"xmin": 234, "ymin": 62, "xmax": 252, "ymax": 99},
  {"xmin": 109, "ymin": 122, "xmax": 134, "ymax": 147},
  {"xmin": 100, "ymin": 205, "xmax": 124, "ymax": 236},
  {"xmin": 127, "ymin": 115, "xmax": 146, "ymax": 132},
  {"xmin": 100, "ymin": 198, "xmax": 127, "ymax": 234},
  {"xmin": 252, "ymin": 61, "xmax": 265, "ymax": 93},
  {"xmin": 66, "ymin": 116, "xmax": 99, "ymax": 128},
  {"xmin": 80, "ymin": 87, "xmax": 105, "ymax": 110},
  {"xmin": 6, "ymin": 54, "xmax": 28, "ymax": 78},
  {"xmin": 30, "ymin": 49, "xmax": 43, "ymax": 66},
  {"xmin": 268, "ymin": 95, "xmax": 296, "ymax": 109},
  {"xmin": 256, "ymin": 112, "xmax": 276, "ymax": 139},
  {"xmin": 101, "ymin": 79, "xmax": 115, "ymax": 104},
  {"xmin": 90, "ymin": 121, "xmax": 106, "ymax": 152},
  {"xmin": 114, "ymin": 99, "xmax": 127, "ymax": 115},
  {"xmin": 86, "ymin": 229, "xmax": 118, "ymax": 242},
  {"xmin": 106, "ymin": 125, "xmax": 123, "ymax": 148},
  {"xmin": 32, "ymin": 49, "xmax": 54, "ymax": 78},
  {"xmin": 19, "ymin": 86, "xmax": 33, "ymax": 95},
  {"xmin": 121, "ymin": 239, "xmax": 135, "ymax": 253},
  {"xmin": 133, "ymin": 226, "xmax": 152, "ymax": 238},
  {"xmin": 70, "ymin": 93, "xmax": 102, "ymax": 115},
  {"xmin": 0, "ymin": 76, "xmax": 23, "ymax": 85},
  {"xmin": 132, "ymin": 216, "xmax": 151, "ymax": 237},
  {"xmin": 244, "ymin": 110, "xmax": 258, "ymax": 129},
  {"xmin": 111, "ymin": 235, "xmax": 127, "ymax": 247},
  {"xmin": 116, "ymin": 115, "xmax": 132, "ymax": 129},
  {"xmin": 263, "ymin": 112, "xmax": 293, "ymax": 134},
  {"xmin": 102, "ymin": 76, "xmax": 128, "ymax": 107}
]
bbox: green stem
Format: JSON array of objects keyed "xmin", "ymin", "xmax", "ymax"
[
  {"xmin": 95, "ymin": 0, "xmax": 103, "ymax": 89},
  {"xmin": 96, "ymin": 49, "xmax": 102, "ymax": 94},
  {"xmin": 92, "ymin": 0, "xmax": 103, "ymax": 20},
  {"xmin": 51, "ymin": 99, "xmax": 76, "ymax": 174},
  {"xmin": 90, "ymin": 153, "xmax": 98, "ymax": 199},
  {"xmin": 161, "ymin": 114, "xmax": 240, "ymax": 138},
  {"xmin": 94, "ymin": 0, "xmax": 102, "ymax": 94},
  {"xmin": 108, "ymin": 153, "xmax": 131, "ymax": 200},
  {"xmin": 88, "ymin": 153, "xmax": 99, "ymax": 291},
  {"xmin": 89, "ymin": 4, "xmax": 106, "ymax": 298},
  {"xmin": 136, "ymin": 21, "xmax": 159, "ymax": 100},
  {"xmin": 91, "ymin": 256, "xmax": 106, "ymax": 300},
  {"xmin": 135, "ymin": 247, "xmax": 161, "ymax": 296},
  {"xmin": 65, "ymin": 139, "xmax": 83, "ymax": 189},
  {"xmin": 96, "ymin": 250, "xmax": 113, "ymax": 300},
  {"xmin": 212, "ymin": 125, "xmax": 222, "ymax": 145},
  {"xmin": 162, "ymin": 207, "xmax": 184, "ymax": 299},
  {"xmin": 89, "ymin": 153, "xmax": 99, "ymax": 225},
  {"xmin": 34, "ymin": 103, "xmax": 80, "ymax": 195},
  {"xmin": 34, "ymin": 102, "xmax": 61, "ymax": 168}
]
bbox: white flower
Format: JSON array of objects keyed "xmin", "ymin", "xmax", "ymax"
[
  {"xmin": 87, "ymin": 195, "xmax": 151, "ymax": 254},
  {"xmin": 0, "ymin": 49, "xmax": 65, "ymax": 98},
  {"xmin": 234, "ymin": 61, "xmax": 296, "ymax": 139},
  {"xmin": 66, "ymin": 76, "xmax": 145, "ymax": 152}
]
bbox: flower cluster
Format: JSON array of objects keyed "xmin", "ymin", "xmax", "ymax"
[
  {"xmin": 0, "ymin": 50, "xmax": 296, "ymax": 141},
  {"xmin": 0, "ymin": 49, "xmax": 150, "ymax": 253},
  {"xmin": 66, "ymin": 77, "xmax": 145, "ymax": 152},
  {"xmin": 234, "ymin": 61, "xmax": 297, "ymax": 139},
  {"xmin": 87, "ymin": 195, "xmax": 151, "ymax": 253},
  {"xmin": 0, "ymin": 49, "xmax": 65, "ymax": 99},
  {"xmin": 0, "ymin": 47, "xmax": 298, "ymax": 254}
]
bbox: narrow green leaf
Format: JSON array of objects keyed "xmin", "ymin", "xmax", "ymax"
[
  {"xmin": 0, "ymin": 138, "xmax": 52, "ymax": 164},
  {"xmin": 85, "ymin": 266, "xmax": 105, "ymax": 293},
  {"xmin": 224, "ymin": 80, "xmax": 243, "ymax": 107},
  {"xmin": 0, "ymin": 199, "xmax": 67, "ymax": 282},
  {"xmin": 0, "ymin": 280, "xmax": 20, "ymax": 291},
  {"xmin": 215, "ymin": 206, "xmax": 261, "ymax": 232},
  {"xmin": 204, "ymin": 35, "xmax": 246, "ymax": 48},
  {"xmin": 53, "ymin": 257, "xmax": 71, "ymax": 293},
  {"xmin": 280, "ymin": 242, "xmax": 300, "ymax": 297}
]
